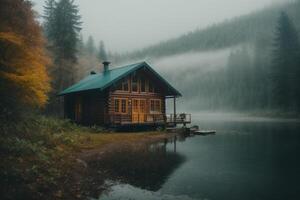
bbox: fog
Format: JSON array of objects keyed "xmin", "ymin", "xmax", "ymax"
[
  {"xmin": 158, "ymin": 49, "xmax": 232, "ymax": 113},
  {"xmin": 32, "ymin": 0, "xmax": 284, "ymax": 52},
  {"xmin": 152, "ymin": 48, "xmax": 233, "ymax": 74},
  {"xmin": 31, "ymin": 0, "xmax": 299, "ymax": 114}
]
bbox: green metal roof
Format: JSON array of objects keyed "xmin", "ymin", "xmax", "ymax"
[{"xmin": 58, "ymin": 61, "xmax": 181, "ymax": 97}]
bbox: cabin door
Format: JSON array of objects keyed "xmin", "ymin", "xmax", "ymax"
[
  {"xmin": 75, "ymin": 98, "xmax": 82, "ymax": 123},
  {"xmin": 132, "ymin": 99, "xmax": 146, "ymax": 123}
]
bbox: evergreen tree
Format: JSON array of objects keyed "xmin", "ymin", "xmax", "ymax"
[
  {"xmin": 43, "ymin": 0, "xmax": 82, "ymax": 114},
  {"xmin": 77, "ymin": 34, "xmax": 84, "ymax": 54},
  {"xmin": 98, "ymin": 40, "xmax": 107, "ymax": 61},
  {"xmin": 271, "ymin": 12, "xmax": 300, "ymax": 110},
  {"xmin": 86, "ymin": 35, "xmax": 95, "ymax": 55},
  {"xmin": 52, "ymin": 0, "xmax": 82, "ymax": 62},
  {"xmin": 43, "ymin": 0, "xmax": 56, "ymax": 40}
]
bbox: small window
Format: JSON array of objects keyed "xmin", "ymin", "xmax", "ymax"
[
  {"xmin": 149, "ymin": 81, "xmax": 155, "ymax": 93},
  {"xmin": 123, "ymin": 80, "xmax": 129, "ymax": 91},
  {"xmin": 132, "ymin": 75, "xmax": 138, "ymax": 92},
  {"xmin": 114, "ymin": 99, "xmax": 120, "ymax": 112},
  {"xmin": 150, "ymin": 99, "xmax": 161, "ymax": 113},
  {"xmin": 155, "ymin": 100, "xmax": 161, "ymax": 112},
  {"xmin": 150, "ymin": 100, "xmax": 155, "ymax": 112},
  {"xmin": 121, "ymin": 99, "xmax": 127, "ymax": 113},
  {"xmin": 114, "ymin": 98, "xmax": 128, "ymax": 114},
  {"xmin": 116, "ymin": 79, "xmax": 129, "ymax": 91},
  {"xmin": 140, "ymin": 78, "xmax": 146, "ymax": 92}
]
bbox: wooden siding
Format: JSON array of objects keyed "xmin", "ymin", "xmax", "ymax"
[{"xmin": 64, "ymin": 91, "xmax": 107, "ymax": 126}]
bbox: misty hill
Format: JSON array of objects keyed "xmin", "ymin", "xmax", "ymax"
[{"xmin": 118, "ymin": 1, "xmax": 300, "ymax": 61}]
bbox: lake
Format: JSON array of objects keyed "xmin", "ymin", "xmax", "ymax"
[{"xmin": 95, "ymin": 114, "xmax": 300, "ymax": 200}]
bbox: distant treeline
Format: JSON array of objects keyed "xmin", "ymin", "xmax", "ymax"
[
  {"xmin": 166, "ymin": 12, "xmax": 300, "ymax": 112},
  {"xmin": 114, "ymin": 1, "xmax": 300, "ymax": 63},
  {"xmin": 115, "ymin": 1, "xmax": 300, "ymax": 113}
]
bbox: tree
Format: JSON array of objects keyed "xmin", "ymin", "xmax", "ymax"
[
  {"xmin": 43, "ymin": 0, "xmax": 81, "ymax": 114},
  {"xmin": 52, "ymin": 0, "xmax": 82, "ymax": 63},
  {"xmin": 271, "ymin": 12, "xmax": 300, "ymax": 110},
  {"xmin": 0, "ymin": 0, "xmax": 50, "ymax": 120},
  {"xmin": 98, "ymin": 40, "xmax": 107, "ymax": 61},
  {"xmin": 43, "ymin": 0, "xmax": 56, "ymax": 40},
  {"xmin": 86, "ymin": 35, "xmax": 96, "ymax": 55}
]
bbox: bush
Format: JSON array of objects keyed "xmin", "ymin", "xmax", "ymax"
[{"xmin": 0, "ymin": 115, "xmax": 92, "ymax": 200}]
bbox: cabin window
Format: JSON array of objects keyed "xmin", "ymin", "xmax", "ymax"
[
  {"xmin": 116, "ymin": 78, "xmax": 129, "ymax": 91},
  {"xmin": 150, "ymin": 99, "xmax": 161, "ymax": 113},
  {"xmin": 123, "ymin": 80, "xmax": 129, "ymax": 91},
  {"xmin": 149, "ymin": 81, "xmax": 155, "ymax": 93},
  {"xmin": 121, "ymin": 99, "xmax": 127, "ymax": 113},
  {"xmin": 114, "ymin": 99, "xmax": 120, "ymax": 113},
  {"xmin": 155, "ymin": 100, "xmax": 161, "ymax": 112},
  {"xmin": 150, "ymin": 100, "xmax": 155, "ymax": 112},
  {"xmin": 132, "ymin": 75, "xmax": 138, "ymax": 92},
  {"xmin": 140, "ymin": 78, "xmax": 146, "ymax": 92},
  {"xmin": 114, "ymin": 98, "xmax": 128, "ymax": 114}
]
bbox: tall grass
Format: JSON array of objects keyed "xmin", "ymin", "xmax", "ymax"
[{"xmin": 0, "ymin": 116, "xmax": 94, "ymax": 200}]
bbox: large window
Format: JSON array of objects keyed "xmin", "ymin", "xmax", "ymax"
[
  {"xmin": 150, "ymin": 99, "xmax": 161, "ymax": 113},
  {"xmin": 114, "ymin": 98, "xmax": 128, "ymax": 114}
]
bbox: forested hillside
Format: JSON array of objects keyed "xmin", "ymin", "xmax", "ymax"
[
  {"xmin": 115, "ymin": 1, "xmax": 300, "ymax": 113},
  {"xmin": 116, "ymin": 1, "xmax": 300, "ymax": 62}
]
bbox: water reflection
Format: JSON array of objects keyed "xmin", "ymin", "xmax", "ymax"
[
  {"xmin": 96, "ymin": 120, "xmax": 300, "ymax": 200},
  {"xmin": 87, "ymin": 138, "xmax": 185, "ymax": 199}
]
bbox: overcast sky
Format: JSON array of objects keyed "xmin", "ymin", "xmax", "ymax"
[{"xmin": 32, "ymin": 0, "xmax": 285, "ymax": 53}]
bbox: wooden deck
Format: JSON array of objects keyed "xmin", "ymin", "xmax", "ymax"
[{"xmin": 106, "ymin": 113, "xmax": 191, "ymax": 127}]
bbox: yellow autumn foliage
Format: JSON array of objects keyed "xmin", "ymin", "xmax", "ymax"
[{"xmin": 0, "ymin": 0, "xmax": 51, "ymax": 113}]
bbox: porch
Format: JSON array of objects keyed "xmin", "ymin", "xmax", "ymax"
[{"xmin": 106, "ymin": 113, "xmax": 191, "ymax": 127}]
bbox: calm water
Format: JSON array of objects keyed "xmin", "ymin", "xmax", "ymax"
[{"xmin": 96, "ymin": 114, "xmax": 300, "ymax": 200}]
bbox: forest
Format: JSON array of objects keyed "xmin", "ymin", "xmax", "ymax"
[
  {"xmin": 0, "ymin": 0, "xmax": 300, "ymax": 199},
  {"xmin": 117, "ymin": 0, "xmax": 300, "ymax": 114}
]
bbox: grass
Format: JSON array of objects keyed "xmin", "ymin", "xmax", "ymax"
[{"xmin": 0, "ymin": 115, "xmax": 168, "ymax": 200}]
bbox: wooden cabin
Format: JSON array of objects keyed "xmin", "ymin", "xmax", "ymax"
[{"xmin": 59, "ymin": 61, "xmax": 191, "ymax": 127}]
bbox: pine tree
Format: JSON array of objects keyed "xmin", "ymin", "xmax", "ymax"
[
  {"xmin": 98, "ymin": 40, "xmax": 107, "ymax": 61},
  {"xmin": 43, "ymin": 0, "xmax": 82, "ymax": 114},
  {"xmin": 271, "ymin": 12, "xmax": 300, "ymax": 110},
  {"xmin": 43, "ymin": 0, "xmax": 56, "ymax": 40},
  {"xmin": 0, "ymin": 0, "xmax": 50, "ymax": 120},
  {"xmin": 86, "ymin": 35, "xmax": 95, "ymax": 55},
  {"xmin": 52, "ymin": 0, "xmax": 82, "ymax": 62}
]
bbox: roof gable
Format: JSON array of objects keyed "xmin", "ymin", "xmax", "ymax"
[{"xmin": 59, "ymin": 61, "xmax": 181, "ymax": 97}]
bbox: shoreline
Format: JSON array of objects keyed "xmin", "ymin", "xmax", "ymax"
[
  {"xmin": 60, "ymin": 131, "xmax": 175, "ymax": 199},
  {"xmin": 0, "ymin": 115, "xmax": 175, "ymax": 200}
]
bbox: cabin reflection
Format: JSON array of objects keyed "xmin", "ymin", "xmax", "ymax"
[{"xmin": 89, "ymin": 138, "xmax": 185, "ymax": 192}]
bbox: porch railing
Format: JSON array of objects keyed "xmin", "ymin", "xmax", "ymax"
[
  {"xmin": 107, "ymin": 114, "xmax": 165, "ymax": 125},
  {"xmin": 106, "ymin": 113, "xmax": 191, "ymax": 125},
  {"xmin": 166, "ymin": 113, "xmax": 192, "ymax": 124}
]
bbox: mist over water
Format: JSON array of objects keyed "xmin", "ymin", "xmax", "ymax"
[{"xmin": 152, "ymin": 48, "xmax": 232, "ymax": 74}]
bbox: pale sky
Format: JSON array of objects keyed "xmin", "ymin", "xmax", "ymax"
[{"xmin": 31, "ymin": 0, "xmax": 286, "ymax": 53}]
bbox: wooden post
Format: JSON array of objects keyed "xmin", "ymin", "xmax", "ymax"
[
  {"xmin": 173, "ymin": 96, "xmax": 176, "ymax": 126},
  {"xmin": 174, "ymin": 135, "xmax": 177, "ymax": 153}
]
